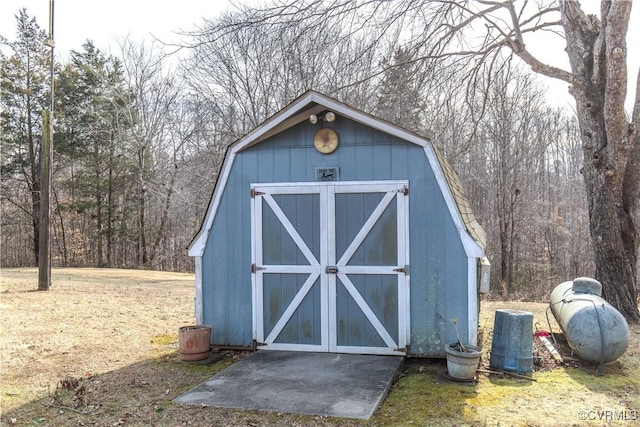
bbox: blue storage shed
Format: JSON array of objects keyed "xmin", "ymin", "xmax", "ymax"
[{"xmin": 188, "ymin": 91, "xmax": 488, "ymax": 357}]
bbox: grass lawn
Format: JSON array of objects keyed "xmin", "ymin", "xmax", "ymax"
[{"xmin": 1, "ymin": 268, "xmax": 639, "ymax": 426}]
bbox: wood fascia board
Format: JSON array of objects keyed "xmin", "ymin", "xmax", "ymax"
[
  {"xmin": 311, "ymin": 94, "xmax": 431, "ymax": 148},
  {"xmin": 234, "ymin": 91, "xmax": 432, "ymax": 153},
  {"xmin": 240, "ymin": 105, "xmax": 328, "ymax": 150},
  {"xmin": 230, "ymin": 92, "xmax": 318, "ymax": 153},
  {"xmin": 187, "ymin": 147, "xmax": 237, "ymax": 257}
]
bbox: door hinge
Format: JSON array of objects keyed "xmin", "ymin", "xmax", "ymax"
[
  {"xmin": 250, "ymin": 188, "xmax": 265, "ymax": 198},
  {"xmin": 251, "ymin": 264, "xmax": 266, "ymax": 273},
  {"xmin": 394, "ymin": 265, "xmax": 409, "ymax": 275},
  {"xmin": 394, "ymin": 346, "xmax": 408, "ymax": 353},
  {"xmin": 253, "ymin": 339, "xmax": 267, "ymax": 348},
  {"xmin": 399, "ymin": 185, "xmax": 409, "ymax": 196}
]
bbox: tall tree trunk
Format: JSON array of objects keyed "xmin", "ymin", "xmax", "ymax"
[
  {"xmin": 497, "ymin": 121, "xmax": 511, "ymax": 292},
  {"xmin": 499, "ymin": 214, "xmax": 509, "ymax": 288},
  {"xmin": 148, "ymin": 160, "xmax": 177, "ymax": 268},
  {"xmin": 628, "ymin": 68, "xmax": 640, "ymax": 289},
  {"xmin": 94, "ymin": 145, "xmax": 104, "ymax": 267},
  {"xmin": 137, "ymin": 146, "xmax": 148, "ymax": 267},
  {"xmin": 577, "ymin": 89, "xmax": 638, "ymax": 320},
  {"xmin": 507, "ymin": 201, "xmax": 517, "ymax": 289},
  {"xmin": 106, "ymin": 136, "xmax": 114, "ymax": 268},
  {"xmin": 53, "ymin": 187, "xmax": 68, "ymax": 266},
  {"xmin": 26, "ymin": 80, "xmax": 41, "ymax": 266},
  {"xmin": 497, "ymin": 180, "xmax": 510, "ymax": 292},
  {"xmin": 561, "ymin": 1, "xmax": 639, "ymax": 321},
  {"xmin": 31, "ymin": 179, "xmax": 41, "ymax": 265}
]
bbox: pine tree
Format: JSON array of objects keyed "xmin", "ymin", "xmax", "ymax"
[
  {"xmin": 55, "ymin": 41, "xmax": 134, "ymax": 267},
  {"xmin": 1, "ymin": 9, "xmax": 53, "ymax": 265}
]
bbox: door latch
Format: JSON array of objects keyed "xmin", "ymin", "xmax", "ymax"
[{"xmin": 325, "ymin": 266, "xmax": 339, "ymax": 274}]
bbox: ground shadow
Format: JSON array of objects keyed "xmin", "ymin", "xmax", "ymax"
[
  {"xmin": 1, "ymin": 351, "xmax": 367, "ymax": 427},
  {"xmin": 550, "ymin": 329, "xmax": 640, "ymax": 394}
]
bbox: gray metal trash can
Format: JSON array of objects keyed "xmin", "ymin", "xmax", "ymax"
[{"xmin": 490, "ymin": 309, "xmax": 533, "ymax": 373}]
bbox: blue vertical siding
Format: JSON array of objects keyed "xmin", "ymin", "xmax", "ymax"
[{"xmin": 201, "ymin": 116, "xmax": 468, "ymax": 355}]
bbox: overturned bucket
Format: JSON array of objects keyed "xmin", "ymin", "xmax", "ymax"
[{"xmin": 490, "ymin": 309, "xmax": 533, "ymax": 373}]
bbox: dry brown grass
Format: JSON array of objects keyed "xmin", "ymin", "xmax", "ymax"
[
  {"xmin": 1, "ymin": 268, "xmax": 639, "ymax": 426},
  {"xmin": 0, "ymin": 268, "xmax": 357, "ymax": 427}
]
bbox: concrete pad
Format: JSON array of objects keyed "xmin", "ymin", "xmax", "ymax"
[{"xmin": 173, "ymin": 350, "xmax": 404, "ymax": 420}]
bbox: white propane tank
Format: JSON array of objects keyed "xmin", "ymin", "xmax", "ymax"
[{"xmin": 549, "ymin": 277, "xmax": 629, "ymax": 365}]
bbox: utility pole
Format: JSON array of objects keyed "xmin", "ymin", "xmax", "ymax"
[{"xmin": 38, "ymin": 0, "xmax": 55, "ymax": 291}]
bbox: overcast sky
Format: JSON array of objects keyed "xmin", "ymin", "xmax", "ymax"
[
  {"xmin": 1, "ymin": 0, "xmax": 638, "ymax": 110},
  {"xmin": 0, "ymin": 0, "xmax": 235, "ymax": 56}
]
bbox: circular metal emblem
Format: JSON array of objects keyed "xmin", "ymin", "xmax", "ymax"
[{"xmin": 313, "ymin": 128, "xmax": 339, "ymax": 154}]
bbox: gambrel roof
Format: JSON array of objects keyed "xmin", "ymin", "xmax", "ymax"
[{"xmin": 189, "ymin": 90, "xmax": 485, "ymax": 258}]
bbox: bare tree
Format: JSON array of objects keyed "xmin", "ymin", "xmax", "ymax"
[
  {"xmin": 118, "ymin": 38, "xmax": 180, "ymax": 267},
  {"xmin": 464, "ymin": 0, "xmax": 639, "ymax": 320},
  {"xmin": 482, "ymin": 64, "xmax": 544, "ymax": 294},
  {"xmin": 190, "ymin": 0, "xmax": 639, "ymax": 321},
  {"xmin": 146, "ymin": 96, "xmax": 198, "ymax": 269},
  {"xmin": 183, "ymin": 5, "xmax": 388, "ymax": 135}
]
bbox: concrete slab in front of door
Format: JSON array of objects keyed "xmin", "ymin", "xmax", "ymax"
[{"xmin": 173, "ymin": 350, "xmax": 404, "ymax": 420}]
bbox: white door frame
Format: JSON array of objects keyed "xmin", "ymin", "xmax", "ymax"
[{"xmin": 251, "ymin": 181, "xmax": 410, "ymax": 355}]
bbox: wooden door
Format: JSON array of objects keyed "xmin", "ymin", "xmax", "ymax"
[{"xmin": 251, "ymin": 181, "xmax": 409, "ymax": 355}]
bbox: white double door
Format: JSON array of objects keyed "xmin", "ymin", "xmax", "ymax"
[{"xmin": 251, "ymin": 181, "xmax": 409, "ymax": 355}]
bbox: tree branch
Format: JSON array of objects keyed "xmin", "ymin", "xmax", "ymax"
[
  {"xmin": 502, "ymin": 0, "xmax": 584, "ymax": 88},
  {"xmin": 1, "ymin": 194, "xmax": 33, "ymax": 218}
]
